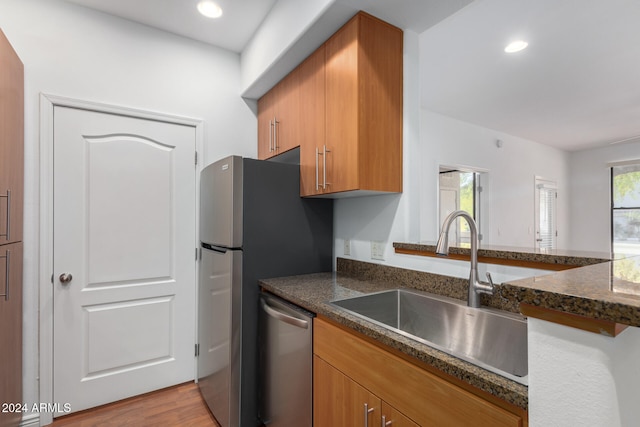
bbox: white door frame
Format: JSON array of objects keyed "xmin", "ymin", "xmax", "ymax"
[{"xmin": 39, "ymin": 94, "xmax": 204, "ymax": 426}]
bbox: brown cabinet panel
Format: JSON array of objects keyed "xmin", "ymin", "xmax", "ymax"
[
  {"xmin": 0, "ymin": 242, "xmax": 23, "ymax": 427},
  {"xmin": 381, "ymin": 402, "xmax": 420, "ymax": 427},
  {"xmin": 299, "ymin": 46, "xmax": 326, "ymax": 196},
  {"xmin": 0, "ymin": 30, "xmax": 24, "ymax": 427},
  {"xmin": 315, "ymin": 355, "xmax": 383, "ymax": 427},
  {"xmin": 323, "ymin": 12, "xmax": 403, "ymax": 195},
  {"xmin": 0, "ymin": 30, "xmax": 24, "ymax": 245},
  {"xmin": 314, "ymin": 356, "xmax": 345, "ymax": 426},
  {"xmin": 258, "ymin": 12, "xmax": 403, "ymax": 197},
  {"xmin": 274, "ymin": 69, "xmax": 300, "ymax": 154},
  {"xmin": 324, "ymin": 13, "xmax": 360, "ymax": 194},
  {"xmin": 257, "ymin": 68, "xmax": 300, "ymax": 160},
  {"xmin": 257, "ymin": 89, "xmax": 276, "ymax": 159}
]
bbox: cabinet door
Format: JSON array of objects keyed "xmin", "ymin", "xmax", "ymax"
[
  {"xmin": 0, "ymin": 242, "xmax": 23, "ymax": 427},
  {"xmin": 345, "ymin": 376, "xmax": 381, "ymax": 427},
  {"xmin": 381, "ymin": 402, "xmax": 419, "ymax": 427},
  {"xmin": 325, "ymin": 15, "xmax": 359, "ymax": 194},
  {"xmin": 299, "ymin": 46, "xmax": 326, "ymax": 196},
  {"xmin": 0, "ymin": 30, "xmax": 24, "ymax": 245},
  {"xmin": 273, "ymin": 69, "xmax": 300, "ymax": 155},
  {"xmin": 257, "ymin": 90, "xmax": 276, "ymax": 160},
  {"xmin": 314, "ymin": 356, "xmax": 345, "ymax": 426},
  {"xmin": 315, "ymin": 355, "xmax": 382, "ymax": 427}
]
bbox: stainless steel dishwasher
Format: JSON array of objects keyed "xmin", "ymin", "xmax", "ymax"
[{"xmin": 259, "ymin": 292, "xmax": 314, "ymax": 427}]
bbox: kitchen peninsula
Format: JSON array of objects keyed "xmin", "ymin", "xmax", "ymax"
[{"xmin": 260, "ymin": 249, "xmax": 640, "ymax": 426}]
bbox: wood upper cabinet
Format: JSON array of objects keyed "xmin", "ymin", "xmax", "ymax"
[
  {"xmin": 257, "ymin": 68, "xmax": 300, "ymax": 159},
  {"xmin": 257, "ymin": 11, "xmax": 403, "ymax": 196},
  {"xmin": 298, "ymin": 45, "xmax": 326, "ymax": 196},
  {"xmin": 0, "ymin": 29, "xmax": 24, "ymax": 245},
  {"xmin": 314, "ymin": 318, "xmax": 528, "ymax": 427},
  {"xmin": 306, "ymin": 11, "xmax": 403, "ymax": 197}
]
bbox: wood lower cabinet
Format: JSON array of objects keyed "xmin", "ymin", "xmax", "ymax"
[
  {"xmin": 0, "ymin": 29, "xmax": 23, "ymax": 427},
  {"xmin": 315, "ymin": 356, "xmax": 418, "ymax": 427},
  {"xmin": 314, "ymin": 317, "xmax": 527, "ymax": 427},
  {"xmin": 0, "ymin": 242, "xmax": 23, "ymax": 427}
]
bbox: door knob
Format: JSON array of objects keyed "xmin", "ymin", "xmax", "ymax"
[{"xmin": 59, "ymin": 273, "xmax": 73, "ymax": 284}]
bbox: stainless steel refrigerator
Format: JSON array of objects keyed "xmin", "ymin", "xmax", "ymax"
[{"xmin": 197, "ymin": 155, "xmax": 333, "ymax": 427}]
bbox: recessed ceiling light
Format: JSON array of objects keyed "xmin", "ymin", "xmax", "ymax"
[
  {"xmin": 197, "ymin": 0, "xmax": 223, "ymax": 19},
  {"xmin": 504, "ymin": 40, "xmax": 528, "ymax": 53}
]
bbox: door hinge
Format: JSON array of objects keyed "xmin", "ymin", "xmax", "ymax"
[
  {"xmin": 195, "ymin": 343, "xmax": 200, "ymax": 357},
  {"xmin": 195, "ymin": 151, "xmax": 198, "ymax": 166}
]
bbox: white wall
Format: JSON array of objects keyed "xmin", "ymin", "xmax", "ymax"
[
  {"xmin": 420, "ymin": 110, "xmax": 570, "ymax": 248},
  {"xmin": 241, "ymin": 0, "xmax": 335, "ymax": 92},
  {"xmin": 334, "ymin": 108, "xmax": 571, "ymax": 275},
  {"xmin": 0, "ymin": 0, "xmax": 256, "ymax": 414},
  {"xmin": 529, "ymin": 319, "xmax": 640, "ymax": 426},
  {"xmin": 568, "ymin": 140, "xmax": 640, "ymax": 252}
]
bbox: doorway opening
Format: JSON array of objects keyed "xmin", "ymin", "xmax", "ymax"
[
  {"xmin": 534, "ymin": 177, "xmax": 557, "ymax": 250},
  {"xmin": 438, "ymin": 166, "xmax": 487, "ymax": 247}
]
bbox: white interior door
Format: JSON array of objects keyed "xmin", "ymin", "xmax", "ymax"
[{"xmin": 53, "ymin": 106, "xmax": 196, "ymax": 415}]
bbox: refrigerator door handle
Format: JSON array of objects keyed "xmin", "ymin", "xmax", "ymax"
[
  {"xmin": 260, "ymin": 298, "xmax": 309, "ymax": 329},
  {"xmin": 201, "ymin": 243, "xmax": 228, "ymax": 254}
]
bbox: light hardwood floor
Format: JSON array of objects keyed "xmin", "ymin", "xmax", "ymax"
[{"xmin": 49, "ymin": 382, "xmax": 219, "ymax": 427}]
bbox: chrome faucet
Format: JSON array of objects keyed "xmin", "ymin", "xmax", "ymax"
[{"xmin": 435, "ymin": 210, "xmax": 494, "ymax": 308}]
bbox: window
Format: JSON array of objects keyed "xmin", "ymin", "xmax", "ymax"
[
  {"xmin": 534, "ymin": 178, "xmax": 557, "ymax": 250},
  {"xmin": 439, "ymin": 167, "xmax": 484, "ymax": 247},
  {"xmin": 611, "ymin": 162, "xmax": 640, "ymax": 257}
]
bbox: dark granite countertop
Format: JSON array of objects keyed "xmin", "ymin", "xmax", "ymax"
[
  {"xmin": 394, "ymin": 242, "xmax": 611, "ymax": 267},
  {"xmin": 259, "ymin": 270, "xmax": 529, "ymax": 410},
  {"xmin": 500, "ymin": 255, "xmax": 640, "ymax": 327}
]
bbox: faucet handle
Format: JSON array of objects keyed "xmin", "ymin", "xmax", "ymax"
[{"xmin": 486, "ymin": 272, "xmax": 495, "ymax": 288}]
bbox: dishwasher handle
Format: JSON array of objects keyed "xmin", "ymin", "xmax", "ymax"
[{"xmin": 260, "ymin": 298, "xmax": 309, "ymax": 329}]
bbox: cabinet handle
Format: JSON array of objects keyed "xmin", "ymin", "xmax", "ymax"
[
  {"xmin": 0, "ymin": 189, "xmax": 10, "ymax": 241},
  {"xmin": 0, "ymin": 249, "xmax": 10, "ymax": 301},
  {"xmin": 272, "ymin": 116, "xmax": 279, "ymax": 152},
  {"xmin": 364, "ymin": 403, "xmax": 374, "ymax": 427},
  {"xmin": 315, "ymin": 147, "xmax": 320, "ymax": 191},
  {"xmin": 322, "ymin": 145, "xmax": 330, "ymax": 190},
  {"xmin": 382, "ymin": 415, "xmax": 392, "ymax": 426},
  {"xmin": 269, "ymin": 119, "xmax": 274, "ymax": 152}
]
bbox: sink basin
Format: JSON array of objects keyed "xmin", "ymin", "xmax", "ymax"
[{"xmin": 331, "ymin": 289, "xmax": 528, "ymax": 384}]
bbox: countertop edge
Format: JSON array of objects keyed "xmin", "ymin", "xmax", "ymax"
[{"xmin": 393, "ymin": 242, "xmax": 611, "ymax": 267}]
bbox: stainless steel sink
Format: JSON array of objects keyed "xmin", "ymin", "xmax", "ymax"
[{"xmin": 331, "ymin": 289, "xmax": 528, "ymax": 384}]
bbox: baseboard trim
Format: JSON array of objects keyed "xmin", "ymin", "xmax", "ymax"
[{"xmin": 20, "ymin": 413, "xmax": 40, "ymax": 427}]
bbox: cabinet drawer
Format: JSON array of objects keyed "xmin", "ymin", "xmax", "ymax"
[{"xmin": 314, "ymin": 318, "xmax": 525, "ymax": 427}]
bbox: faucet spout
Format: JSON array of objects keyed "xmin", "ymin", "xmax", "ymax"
[{"xmin": 435, "ymin": 210, "xmax": 494, "ymax": 308}]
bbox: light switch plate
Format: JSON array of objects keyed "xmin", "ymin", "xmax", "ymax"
[
  {"xmin": 344, "ymin": 239, "xmax": 351, "ymax": 256},
  {"xmin": 371, "ymin": 241, "xmax": 385, "ymax": 260}
]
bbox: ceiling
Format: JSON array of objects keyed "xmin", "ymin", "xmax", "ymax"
[
  {"xmin": 63, "ymin": 0, "xmax": 279, "ymax": 52},
  {"xmin": 62, "ymin": 0, "xmax": 640, "ymax": 152},
  {"xmin": 419, "ymin": 0, "xmax": 640, "ymax": 151}
]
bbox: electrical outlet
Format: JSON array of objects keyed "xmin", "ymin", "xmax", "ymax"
[
  {"xmin": 344, "ymin": 239, "xmax": 351, "ymax": 256},
  {"xmin": 371, "ymin": 241, "xmax": 385, "ymax": 261}
]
